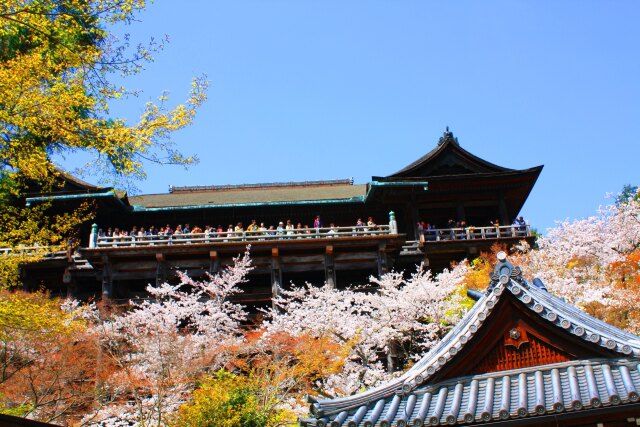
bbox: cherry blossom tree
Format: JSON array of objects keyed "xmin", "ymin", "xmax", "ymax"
[
  {"xmin": 84, "ymin": 251, "xmax": 252, "ymax": 427},
  {"xmin": 262, "ymin": 264, "xmax": 470, "ymax": 400},
  {"xmin": 513, "ymin": 189, "xmax": 640, "ymax": 332}
]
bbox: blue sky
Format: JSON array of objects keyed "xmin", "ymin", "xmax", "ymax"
[{"xmin": 62, "ymin": 1, "xmax": 640, "ymax": 233}]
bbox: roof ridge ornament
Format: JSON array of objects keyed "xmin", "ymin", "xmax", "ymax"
[
  {"xmin": 488, "ymin": 251, "xmax": 525, "ymax": 294},
  {"xmin": 437, "ymin": 126, "xmax": 460, "ymax": 146}
]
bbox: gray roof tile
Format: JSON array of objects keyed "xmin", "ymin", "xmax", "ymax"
[
  {"xmin": 302, "ymin": 359, "xmax": 640, "ymax": 426},
  {"xmin": 302, "ymin": 257, "xmax": 640, "ymax": 426}
]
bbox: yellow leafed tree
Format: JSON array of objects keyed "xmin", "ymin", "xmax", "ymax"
[
  {"xmin": 0, "ymin": 0, "xmax": 208, "ymax": 285},
  {"xmin": 0, "ymin": 0, "xmax": 207, "ymax": 182}
]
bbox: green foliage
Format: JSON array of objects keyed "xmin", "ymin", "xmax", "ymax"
[
  {"xmin": 170, "ymin": 371, "xmax": 287, "ymax": 427},
  {"xmin": 616, "ymin": 184, "xmax": 639, "ymax": 205},
  {"xmin": 0, "ymin": 402, "xmax": 32, "ymax": 417}
]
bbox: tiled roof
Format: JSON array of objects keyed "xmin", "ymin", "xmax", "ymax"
[
  {"xmin": 128, "ymin": 183, "xmax": 368, "ymax": 208},
  {"xmin": 301, "ymin": 256, "xmax": 640, "ymax": 426},
  {"xmin": 302, "ymin": 358, "xmax": 640, "ymax": 427},
  {"xmin": 386, "ymin": 129, "xmax": 513, "ymax": 178}
]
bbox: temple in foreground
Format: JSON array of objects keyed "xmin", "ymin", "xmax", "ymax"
[
  {"xmin": 301, "ymin": 254, "xmax": 640, "ymax": 427},
  {"xmin": 19, "ymin": 129, "xmax": 542, "ymax": 308}
]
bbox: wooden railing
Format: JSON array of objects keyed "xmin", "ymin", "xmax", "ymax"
[
  {"xmin": 94, "ymin": 225, "xmax": 394, "ymax": 248},
  {"xmin": 420, "ymin": 225, "xmax": 532, "ymax": 242}
]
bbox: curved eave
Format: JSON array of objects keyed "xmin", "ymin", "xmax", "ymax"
[
  {"xmin": 53, "ymin": 167, "xmax": 104, "ymax": 192},
  {"xmin": 373, "ymin": 165, "xmax": 543, "ymax": 184},
  {"xmin": 312, "ymin": 267, "xmax": 640, "ymax": 418},
  {"xmin": 25, "ymin": 190, "xmax": 131, "ymax": 210},
  {"xmin": 387, "ymin": 137, "xmax": 513, "ymax": 178}
]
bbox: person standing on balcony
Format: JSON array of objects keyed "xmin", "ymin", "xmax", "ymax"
[
  {"xmin": 247, "ymin": 219, "xmax": 259, "ymax": 238},
  {"xmin": 366, "ymin": 216, "xmax": 377, "ymax": 234},
  {"xmin": 314, "ymin": 215, "xmax": 323, "ymax": 229},
  {"xmin": 513, "ymin": 216, "xmax": 527, "ymax": 235},
  {"xmin": 234, "ymin": 222, "xmax": 244, "ymax": 238},
  {"xmin": 285, "ymin": 219, "xmax": 294, "ymax": 238}
]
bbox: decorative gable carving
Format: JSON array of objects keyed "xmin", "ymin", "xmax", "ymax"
[
  {"xmin": 385, "ymin": 128, "xmax": 511, "ymax": 178},
  {"xmin": 470, "ymin": 321, "xmax": 574, "ymax": 375}
]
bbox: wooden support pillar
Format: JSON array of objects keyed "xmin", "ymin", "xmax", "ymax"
[
  {"xmin": 64, "ymin": 246, "xmax": 76, "ymax": 298},
  {"xmin": 63, "ymin": 267, "xmax": 77, "ymax": 298},
  {"xmin": 377, "ymin": 242, "xmax": 388, "ymax": 277},
  {"xmin": 325, "ymin": 245, "xmax": 336, "ymax": 288},
  {"xmin": 408, "ymin": 197, "xmax": 420, "ymax": 239},
  {"xmin": 101, "ymin": 254, "xmax": 113, "ymax": 301},
  {"xmin": 271, "ymin": 248, "xmax": 282, "ymax": 309},
  {"xmin": 209, "ymin": 250, "xmax": 220, "ymax": 275},
  {"xmin": 387, "ymin": 340, "xmax": 400, "ymax": 373},
  {"xmin": 498, "ymin": 192, "xmax": 509, "ymax": 225},
  {"xmin": 155, "ymin": 253, "xmax": 167, "ymax": 286},
  {"xmin": 456, "ymin": 203, "xmax": 466, "ymax": 222},
  {"xmin": 20, "ymin": 267, "xmax": 30, "ymax": 292}
]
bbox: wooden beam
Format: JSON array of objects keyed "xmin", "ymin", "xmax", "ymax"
[
  {"xmin": 101, "ymin": 254, "xmax": 113, "ymax": 301},
  {"xmin": 325, "ymin": 245, "xmax": 336, "ymax": 288},
  {"xmin": 156, "ymin": 252, "xmax": 167, "ymax": 286},
  {"xmin": 271, "ymin": 248, "xmax": 282, "ymax": 309},
  {"xmin": 209, "ymin": 250, "xmax": 220, "ymax": 275},
  {"xmin": 377, "ymin": 242, "xmax": 388, "ymax": 277},
  {"xmin": 63, "ymin": 267, "xmax": 78, "ymax": 298},
  {"xmin": 498, "ymin": 190, "xmax": 509, "ymax": 224}
]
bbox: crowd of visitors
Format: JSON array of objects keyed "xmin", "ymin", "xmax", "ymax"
[
  {"xmin": 96, "ymin": 216, "xmax": 380, "ymax": 243},
  {"xmin": 416, "ymin": 216, "xmax": 529, "ymax": 241},
  {"xmin": 95, "ymin": 214, "xmax": 529, "ymax": 245}
]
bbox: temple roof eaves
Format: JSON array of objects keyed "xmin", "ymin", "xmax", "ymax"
[
  {"xmin": 385, "ymin": 128, "xmax": 514, "ymax": 179},
  {"xmin": 308, "ymin": 255, "xmax": 640, "ymax": 425}
]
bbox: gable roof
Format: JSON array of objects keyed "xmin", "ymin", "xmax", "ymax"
[
  {"xmin": 301, "ymin": 255, "xmax": 640, "ymax": 426},
  {"xmin": 381, "ymin": 129, "xmax": 517, "ymax": 180}
]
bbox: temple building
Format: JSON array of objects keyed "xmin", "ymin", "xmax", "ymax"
[
  {"xmin": 301, "ymin": 254, "xmax": 640, "ymax": 427},
  {"xmin": 19, "ymin": 129, "xmax": 542, "ymax": 307}
]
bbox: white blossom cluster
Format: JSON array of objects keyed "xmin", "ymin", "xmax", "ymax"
[
  {"xmin": 518, "ymin": 192, "xmax": 640, "ymax": 328},
  {"xmin": 83, "ymin": 252, "xmax": 253, "ymax": 426},
  {"xmin": 262, "ymin": 264, "xmax": 469, "ymax": 397}
]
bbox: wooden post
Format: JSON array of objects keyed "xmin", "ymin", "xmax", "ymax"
[
  {"xmin": 63, "ymin": 267, "xmax": 77, "ymax": 298},
  {"xmin": 456, "ymin": 203, "xmax": 466, "ymax": 222},
  {"xmin": 377, "ymin": 242, "xmax": 388, "ymax": 277},
  {"xmin": 325, "ymin": 245, "xmax": 336, "ymax": 288},
  {"xmin": 209, "ymin": 250, "xmax": 220, "ymax": 275},
  {"xmin": 498, "ymin": 192, "xmax": 509, "ymax": 225},
  {"xmin": 155, "ymin": 253, "xmax": 166, "ymax": 286},
  {"xmin": 387, "ymin": 340, "xmax": 400, "ymax": 373},
  {"xmin": 271, "ymin": 248, "xmax": 282, "ymax": 309},
  {"xmin": 101, "ymin": 254, "xmax": 113, "ymax": 300}
]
